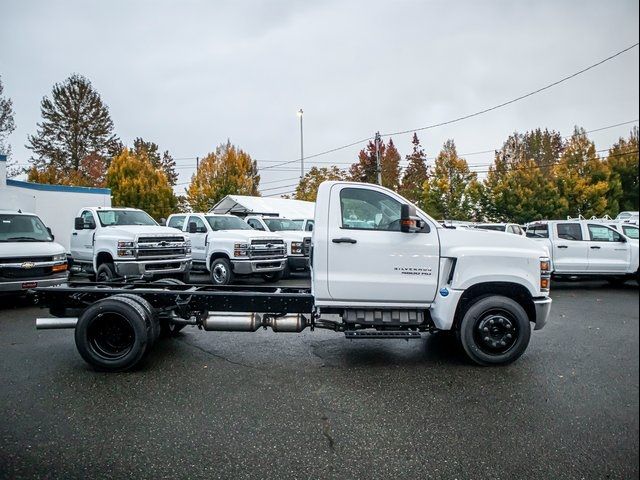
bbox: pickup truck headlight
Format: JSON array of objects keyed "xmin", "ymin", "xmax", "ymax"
[
  {"xmin": 52, "ymin": 253, "xmax": 67, "ymax": 262},
  {"xmin": 234, "ymin": 243, "xmax": 250, "ymax": 257},
  {"xmin": 540, "ymin": 257, "xmax": 551, "ymax": 292},
  {"xmin": 291, "ymin": 241, "xmax": 303, "ymax": 255},
  {"xmin": 185, "ymin": 239, "xmax": 192, "ymax": 254},
  {"xmin": 117, "ymin": 240, "xmax": 136, "ymax": 258}
]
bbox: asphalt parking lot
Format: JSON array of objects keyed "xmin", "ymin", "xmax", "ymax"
[{"xmin": 0, "ymin": 278, "xmax": 638, "ymax": 480}]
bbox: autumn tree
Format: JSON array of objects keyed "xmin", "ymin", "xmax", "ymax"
[
  {"xmin": 605, "ymin": 127, "xmax": 639, "ymax": 213},
  {"xmin": 422, "ymin": 140, "xmax": 479, "ymax": 220},
  {"xmin": 186, "ymin": 141, "xmax": 260, "ymax": 212},
  {"xmin": 0, "ymin": 76, "xmax": 19, "ymax": 177},
  {"xmin": 132, "ymin": 137, "xmax": 178, "ymax": 186},
  {"xmin": 552, "ymin": 127, "xmax": 612, "ymax": 218},
  {"xmin": 349, "ymin": 137, "xmax": 400, "ymax": 189},
  {"xmin": 294, "ymin": 165, "xmax": 346, "ymax": 201},
  {"xmin": 399, "ymin": 133, "xmax": 429, "ymax": 206},
  {"xmin": 26, "ymin": 74, "xmax": 121, "ymax": 186},
  {"xmin": 106, "ymin": 149, "xmax": 177, "ymax": 220}
]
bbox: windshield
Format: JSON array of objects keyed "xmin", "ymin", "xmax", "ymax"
[
  {"xmin": 97, "ymin": 210, "xmax": 157, "ymax": 227},
  {"xmin": 206, "ymin": 216, "xmax": 253, "ymax": 231},
  {"xmin": 622, "ymin": 226, "xmax": 639, "ymax": 239},
  {"xmin": 476, "ymin": 225, "xmax": 506, "ymax": 232},
  {"xmin": 264, "ymin": 219, "xmax": 304, "ymax": 231},
  {"xmin": 0, "ymin": 214, "xmax": 53, "ymax": 242}
]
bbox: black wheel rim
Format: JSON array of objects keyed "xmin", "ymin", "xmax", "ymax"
[
  {"xmin": 87, "ymin": 313, "xmax": 135, "ymax": 360},
  {"xmin": 473, "ymin": 308, "xmax": 519, "ymax": 355}
]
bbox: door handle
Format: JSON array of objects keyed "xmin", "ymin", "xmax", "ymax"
[
  {"xmin": 557, "ymin": 245, "xmax": 568, "ymax": 249},
  {"xmin": 590, "ymin": 246, "xmax": 601, "ymax": 249},
  {"xmin": 332, "ymin": 237, "xmax": 357, "ymax": 244},
  {"xmin": 72, "ymin": 232, "xmax": 78, "ymax": 236}
]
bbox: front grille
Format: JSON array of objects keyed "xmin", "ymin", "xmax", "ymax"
[
  {"xmin": 137, "ymin": 236, "xmax": 185, "ymax": 243},
  {"xmin": 137, "ymin": 248, "xmax": 186, "ymax": 258},
  {"xmin": 0, "ymin": 256, "xmax": 53, "ymax": 264},
  {"xmin": 0, "ymin": 266, "xmax": 53, "ymax": 279},
  {"xmin": 249, "ymin": 239, "xmax": 285, "ymax": 260}
]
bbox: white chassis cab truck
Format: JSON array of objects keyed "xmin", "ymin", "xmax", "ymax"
[
  {"xmin": 244, "ymin": 216, "xmax": 312, "ymax": 276},
  {"xmin": 166, "ymin": 213, "xmax": 286, "ymax": 285},
  {"xmin": 526, "ymin": 219, "xmax": 640, "ymax": 283},
  {"xmin": 35, "ymin": 181, "xmax": 552, "ymax": 371},
  {"xmin": 70, "ymin": 207, "xmax": 192, "ymax": 282}
]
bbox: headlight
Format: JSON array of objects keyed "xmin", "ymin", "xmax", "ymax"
[
  {"xmin": 234, "ymin": 243, "xmax": 249, "ymax": 257},
  {"xmin": 117, "ymin": 240, "xmax": 136, "ymax": 258},
  {"xmin": 291, "ymin": 241, "xmax": 303, "ymax": 255},
  {"xmin": 118, "ymin": 240, "xmax": 135, "ymax": 248},
  {"xmin": 540, "ymin": 257, "xmax": 551, "ymax": 292},
  {"xmin": 53, "ymin": 253, "xmax": 67, "ymax": 262}
]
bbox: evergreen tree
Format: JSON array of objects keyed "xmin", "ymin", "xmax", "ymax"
[
  {"xmin": 0, "ymin": 75, "xmax": 19, "ymax": 176},
  {"xmin": 294, "ymin": 165, "xmax": 346, "ymax": 201},
  {"xmin": 132, "ymin": 137, "xmax": 178, "ymax": 186},
  {"xmin": 605, "ymin": 127, "xmax": 639, "ymax": 213},
  {"xmin": 423, "ymin": 140, "xmax": 479, "ymax": 220},
  {"xmin": 26, "ymin": 74, "xmax": 120, "ymax": 185},
  {"xmin": 106, "ymin": 149, "xmax": 177, "ymax": 220},
  {"xmin": 381, "ymin": 138, "xmax": 401, "ymax": 190},
  {"xmin": 399, "ymin": 133, "xmax": 429, "ymax": 206},
  {"xmin": 186, "ymin": 141, "xmax": 260, "ymax": 212}
]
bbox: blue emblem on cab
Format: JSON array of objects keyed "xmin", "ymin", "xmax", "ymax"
[{"xmin": 440, "ymin": 288, "xmax": 449, "ymax": 297}]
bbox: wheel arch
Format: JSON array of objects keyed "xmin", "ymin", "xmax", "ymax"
[
  {"xmin": 453, "ymin": 282, "xmax": 535, "ymax": 330},
  {"xmin": 95, "ymin": 251, "xmax": 114, "ymax": 270}
]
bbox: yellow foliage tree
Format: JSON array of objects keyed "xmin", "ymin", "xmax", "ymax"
[
  {"xmin": 186, "ymin": 141, "xmax": 260, "ymax": 212},
  {"xmin": 106, "ymin": 149, "xmax": 177, "ymax": 220},
  {"xmin": 294, "ymin": 166, "xmax": 346, "ymax": 201}
]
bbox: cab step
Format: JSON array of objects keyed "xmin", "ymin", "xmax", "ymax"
[{"xmin": 344, "ymin": 331, "xmax": 422, "ymax": 340}]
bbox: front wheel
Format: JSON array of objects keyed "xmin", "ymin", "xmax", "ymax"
[
  {"xmin": 210, "ymin": 258, "xmax": 234, "ymax": 286},
  {"xmin": 95, "ymin": 262, "xmax": 117, "ymax": 282},
  {"xmin": 457, "ymin": 295, "xmax": 531, "ymax": 366},
  {"xmin": 262, "ymin": 270, "xmax": 284, "ymax": 283}
]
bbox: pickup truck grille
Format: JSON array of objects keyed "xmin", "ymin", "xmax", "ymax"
[
  {"xmin": 0, "ymin": 256, "xmax": 54, "ymax": 264},
  {"xmin": 0, "ymin": 266, "xmax": 53, "ymax": 279},
  {"xmin": 135, "ymin": 236, "xmax": 189, "ymax": 260},
  {"xmin": 303, "ymin": 237, "xmax": 311, "ymax": 256},
  {"xmin": 249, "ymin": 239, "xmax": 285, "ymax": 260}
]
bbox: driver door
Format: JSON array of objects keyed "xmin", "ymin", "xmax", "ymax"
[
  {"xmin": 70, "ymin": 210, "xmax": 96, "ymax": 262},
  {"xmin": 326, "ymin": 184, "xmax": 440, "ymax": 304},
  {"xmin": 187, "ymin": 216, "xmax": 208, "ymax": 264}
]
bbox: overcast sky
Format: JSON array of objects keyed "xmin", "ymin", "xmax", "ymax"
[{"xmin": 1, "ymin": 0, "xmax": 638, "ymax": 196}]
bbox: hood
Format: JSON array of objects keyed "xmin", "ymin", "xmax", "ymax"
[
  {"xmin": 440, "ymin": 227, "xmax": 549, "ymax": 257},
  {"xmin": 272, "ymin": 231, "xmax": 310, "ymax": 242},
  {"xmin": 0, "ymin": 240, "xmax": 66, "ymax": 258},
  {"xmin": 102, "ymin": 225, "xmax": 188, "ymax": 240},
  {"xmin": 211, "ymin": 229, "xmax": 283, "ymax": 242}
]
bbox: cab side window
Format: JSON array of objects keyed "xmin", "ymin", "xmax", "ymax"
[
  {"xmin": 557, "ymin": 223, "xmax": 583, "ymax": 241},
  {"xmin": 340, "ymin": 188, "xmax": 402, "ymax": 231},
  {"xmin": 188, "ymin": 216, "xmax": 207, "ymax": 233},
  {"xmin": 247, "ymin": 219, "xmax": 265, "ymax": 231},
  {"xmin": 168, "ymin": 215, "xmax": 186, "ymax": 230},
  {"xmin": 623, "ymin": 225, "xmax": 639, "ymax": 239},
  {"xmin": 588, "ymin": 224, "xmax": 621, "ymax": 242},
  {"xmin": 81, "ymin": 211, "xmax": 96, "ymax": 229}
]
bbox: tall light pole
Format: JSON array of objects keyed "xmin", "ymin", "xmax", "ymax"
[{"xmin": 297, "ymin": 108, "xmax": 304, "ymax": 179}]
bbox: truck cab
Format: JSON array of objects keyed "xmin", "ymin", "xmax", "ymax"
[
  {"xmin": 0, "ymin": 210, "xmax": 68, "ymax": 294},
  {"xmin": 167, "ymin": 213, "xmax": 286, "ymax": 285},
  {"xmin": 70, "ymin": 207, "xmax": 192, "ymax": 281},
  {"xmin": 244, "ymin": 216, "xmax": 312, "ymax": 276},
  {"xmin": 526, "ymin": 220, "xmax": 639, "ymax": 281}
]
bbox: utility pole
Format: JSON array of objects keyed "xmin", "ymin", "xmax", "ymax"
[
  {"xmin": 196, "ymin": 156, "xmax": 200, "ymax": 172},
  {"xmin": 375, "ymin": 131, "xmax": 382, "ymax": 185},
  {"xmin": 297, "ymin": 109, "xmax": 304, "ymax": 179}
]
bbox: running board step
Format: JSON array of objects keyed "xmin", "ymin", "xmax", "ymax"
[{"xmin": 344, "ymin": 331, "xmax": 422, "ymax": 340}]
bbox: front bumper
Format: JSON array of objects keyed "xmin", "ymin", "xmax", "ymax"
[
  {"xmin": 288, "ymin": 255, "xmax": 310, "ymax": 271},
  {"xmin": 231, "ymin": 259, "xmax": 286, "ymax": 275},
  {"xmin": 0, "ymin": 272, "xmax": 69, "ymax": 293},
  {"xmin": 114, "ymin": 258, "xmax": 192, "ymax": 277},
  {"xmin": 533, "ymin": 296, "xmax": 552, "ymax": 330}
]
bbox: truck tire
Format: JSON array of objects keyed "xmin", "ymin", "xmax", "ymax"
[
  {"xmin": 96, "ymin": 263, "xmax": 117, "ymax": 283},
  {"xmin": 457, "ymin": 295, "xmax": 531, "ymax": 366},
  {"xmin": 74, "ymin": 297, "xmax": 150, "ymax": 371},
  {"xmin": 111, "ymin": 294, "xmax": 160, "ymax": 346},
  {"xmin": 210, "ymin": 258, "xmax": 234, "ymax": 286},
  {"xmin": 151, "ymin": 278, "xmax": 187, "ymax": 337},
  {"xmin": 262, "ymin": 270, "xmax": 284, "ymax": 283},
  {"xmin": 281, "ymin": 262, "xmax": 291, "ymax": 279}
]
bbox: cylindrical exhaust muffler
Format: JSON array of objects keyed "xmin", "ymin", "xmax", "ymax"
[
  {"xmin": 268, "ymin": 314, "xmax": 308, "ymax": 333},
  {"xmin": 204, "ymin": 313, "xmax": 263, "ymax": 332}
]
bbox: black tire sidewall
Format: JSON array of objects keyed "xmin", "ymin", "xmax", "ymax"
[
  {"xmin": 112, "ymin": 294, "xmax": 159, "ymax": 345},
  {"xmin": 459, "ymin": 296, "xmax": 531, "ymax": 366},
  {"xmin": 74, "ymin": 298, "xmax": 149, "ymax": 371},
  {"xmin": 263, "ymin": 270, "xmax": 284, "ymax": 283},
  {"xmin": 96, "ymin": 263, "xmax": 117, "ymax": 282},
  {"xmin": 210, "ymin": 258, "xmax": 233, "ymax": 285}
]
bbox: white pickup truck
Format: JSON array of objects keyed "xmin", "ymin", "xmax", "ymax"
[
  {"xmin": 0, "ymin": 210, "xmax": 68, "ymax": 293},
  {"xmin": 70, "ymin": 207, "xmax": 192, "ymax": 282},
  {"xmin": 37, "ymin": 181, "xmax": 552, "ymax": 371},
  {"xmin": 526, "ymin": 219, "xmax": 639, "ymax": 283},
  {"xmin": 244, "ymin": 216, "xmax": 312, "ymax": 276},
  {"xmin": 166, "ymin": 213, "xmax": 287, "ymax": 285}
]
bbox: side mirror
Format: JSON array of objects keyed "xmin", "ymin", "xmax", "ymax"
[
  {"xmin": 159, "ymin": 218, "xmax": 167, "ymax": 226},
  {"xmin": 46, "ymin": 227, "xmax": 55, "ymax": 240},
  {"xmin": 188, "ymin": 222, "xmax": 198, "ymax": 234},
  {"xmin": 400, "ymin": 204, "xmax": 426, "ymax": 233},
  {"xmin": 74, "ymin": 217, "xmax": 84, "ymax": 230}
]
